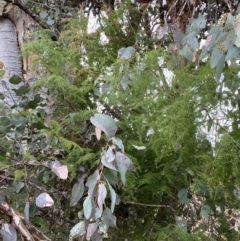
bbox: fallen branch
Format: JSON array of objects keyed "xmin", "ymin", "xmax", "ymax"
[{"xmin": 0, "ymin": 202, "xmax": 51, "ymax": 241}]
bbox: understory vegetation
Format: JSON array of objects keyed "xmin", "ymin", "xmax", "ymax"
[{"xmin": 1, "ymin": 1, "xmax": 240, "ymax": 240}]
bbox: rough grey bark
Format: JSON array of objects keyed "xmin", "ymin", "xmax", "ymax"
[{"xmin": 0, "ymin": 17, "xmax": 22, "ymax": 106}]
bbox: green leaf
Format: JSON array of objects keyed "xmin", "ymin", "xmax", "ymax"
[
  {"xmin": 210, "ymin": 46, "xmax": 223, "ymax": 68},
  {"xmin": 9, "ymin": 75, "xmax": 23, "ymax": 85},
  {"xmin": 83, "ymin": 196, "xmax": 93, "ymax": 220},
  {"xmin": 178, "ymin": 188, "xmax": 190, "ymax": 204},
  {"xmin": 115, "ymin": 152, "xmax": 135, "ymax": 185},
  {"xmin": 90, "ymin": 114, "xmax": 117, "ymax": 141},
  {"xmin": 70, "ymin": 179, "xmax": 85, "ymax": 206},
  {"xmin": 201, "ymin": 205, "xmax": 213, "ymax": 219}
]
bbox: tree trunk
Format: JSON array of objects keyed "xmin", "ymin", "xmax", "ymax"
[{"xmin": 0, "ymin": 17, "xmax": 22, "ymax": 106}]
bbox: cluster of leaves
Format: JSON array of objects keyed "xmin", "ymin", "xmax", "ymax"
[{"xmin": 2, "ymin": 2, "xmax": 240, "ymax": 241}]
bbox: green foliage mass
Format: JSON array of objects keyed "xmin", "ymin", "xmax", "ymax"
[{"xmin": 2, "ymin": 4, "xmax": 240, "ymax": 241}]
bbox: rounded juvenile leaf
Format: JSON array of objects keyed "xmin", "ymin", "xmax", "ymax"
[
  {"xmin": 70, "ymin": 179, "xmax": 85, "ymax": 206},
  {"xmin": 50, "ymin": 160, "xmax": 68, "ymax": 180},
  {"xmin": 90, "ymin": 114, "xmax": 117, "ymax": 141},
  {"xmin": 0, "ymin": 224, "xmax": 17, "ymax": 241},
  {"xmin": 36, "ymin": 192, "xmax": 54, "ymax": 208},
  {"xmin": 9, "ymin": 75, "xmax": 23, "ymax": 85}
]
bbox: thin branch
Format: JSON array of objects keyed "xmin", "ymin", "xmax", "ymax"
[{"xmin": 121, "ymin": 199, "xmax": 175, "ymax": 210}]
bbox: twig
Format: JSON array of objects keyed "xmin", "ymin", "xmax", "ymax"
[{"xmin": 121, "ymin": 199, "xmax": 174, "ymax": 210}]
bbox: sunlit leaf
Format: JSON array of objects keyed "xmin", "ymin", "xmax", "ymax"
[
  {"xmin": 50, "ymin": 160, "xmax": 68, "ymax": 180},
  {"xmin": 70, "ymin": 179, "xmax": 85, "ymax": 206},
  {"xmin": 69, "ymin": 221, "xmax": 86, "ymax": 239},
  {"xmin": 36, "ymin": 192, "xmax": 54, "ymax": 208},
  {"xmin": 90, "ymin": 114, "xmax": 117, "ymax": 141},
  {"xmin": 97, "ymin": 183, "xmax": 107, "ymax": 211},
  {"xmin": 132, "ymin": 144, "xmax": 146, "ymax": 150}
]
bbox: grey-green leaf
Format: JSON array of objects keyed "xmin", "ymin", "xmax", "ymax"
[
  {"xmin": 210, "ymin": 46, "xmax": 223, "ymax": 68},
  {"xmin": 115, "ymin": 152, "xmax": 136, "ymax": 185},
  {"xmin": 70, "ymin": 179, "xmax": 85, "ymax": 206},
  {"xmin": 83, "ymin": 196, "xmax": 93, "ymax": 220},
  {"xmin": 90, "ymin": 114, "xmax": 117, "ymax": 141}
]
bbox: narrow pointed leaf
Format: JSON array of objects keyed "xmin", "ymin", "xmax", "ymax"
[
  {"xmin": 86, "ymin": 222, "xmax": 98, "ymax": 240},
  {"xmin": 70, "ymin": 179, "xmax": 85, "ymax": 206},
  {"xmin": 97, "ymin": 183, "xmax": 107, "ymax": 211},
  {"xmin": 83, "ymin": 196, "xmax": 93, "ymax": 220}
]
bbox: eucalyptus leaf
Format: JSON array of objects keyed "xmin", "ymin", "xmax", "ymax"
[
  {"xmin": 90, "ymin": 114, "xmax": 117, "ymax": 141},
  {"xmin": 70, "ymin": 179, "xmax": 85, "ymax": 206},
  {"xmin": 115, "ymin": 152, "xmax": 135, "ymax": 185}
]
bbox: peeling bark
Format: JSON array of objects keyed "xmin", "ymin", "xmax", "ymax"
[{"xmin": 0, "ymin": 17, "xmax": 22, "ymax": 106}]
